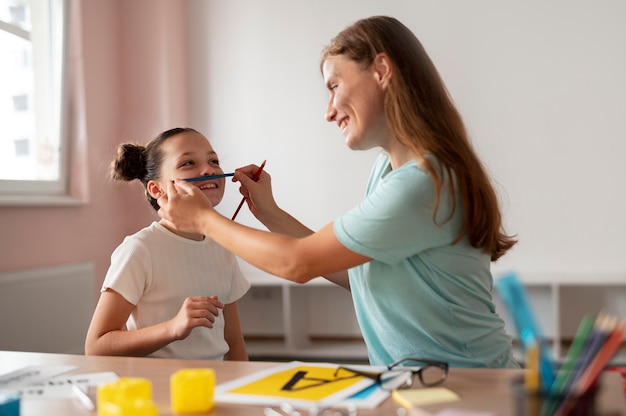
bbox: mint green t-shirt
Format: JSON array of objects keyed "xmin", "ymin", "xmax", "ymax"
[{"xmin": 334, "ymin": 153, "xmax": 518, "ymax": 368}]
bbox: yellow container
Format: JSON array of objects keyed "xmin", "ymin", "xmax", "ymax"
[
  {"xmin": 100, "ymin": 398, "xmax": 158, "ymax": 416},
  {"xmin": 97, "ymin": 377, "xmax": 154, "ymax": 416},
  {"xmin": 170, "ymin": 368, "xmax": 215, "ymax": 413}
]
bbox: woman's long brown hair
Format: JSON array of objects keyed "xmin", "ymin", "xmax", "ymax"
[{"xmin": 321, "ymin": 16, "xmax": 516, "ymax": 261}]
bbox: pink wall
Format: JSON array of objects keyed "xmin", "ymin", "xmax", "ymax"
[{"xmin": 0, "ymin": 0, "xmax": 189, "ymax": 302}]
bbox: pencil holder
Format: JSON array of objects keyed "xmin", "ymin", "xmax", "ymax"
[
  {"xmin": 170, "ymin": 368, "xmax": 215, "ymax": 413},
  {"xmin": 512, "ymin": 377, "xmax": 599, "ymax": 416},
  {"xmin": 97, "ymin": 377, "xmax": 153, "ymax": 416}
]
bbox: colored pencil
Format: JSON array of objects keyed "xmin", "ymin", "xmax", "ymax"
[
  {"xmin": 231, "ymin": 160, "xmax": 266, "ymax": 220},
  {"xmin": 539, "ymin": 314, "xmax": 594, "ymax": 415},
  {"xmin": 553, "ymin": 314, "xmax": 619, "ymax": 415},
  {"xmin": 183, "ymin": 173, "xmax": 235, "ymax": 182},
  {"xmin": 572, "ymin": 319, "xmax": 625, "ymax": 396}
]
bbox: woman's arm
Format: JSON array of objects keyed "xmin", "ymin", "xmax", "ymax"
[
  {"xmin": 222, "ymin": 302, "xmax": 248, "ymax": 361},
  {"xmin": 159, "ymin": 179, "xmax": 369, "ymax": 287},
  {"xmin": 230, "ymin": 167, "xmax": 354, "ymax": 289},
  {"xmin": 85, "ymin": 289, "xmax": 223, "ymax": 357}
]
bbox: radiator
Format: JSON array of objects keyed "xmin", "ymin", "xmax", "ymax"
[{"xmin": 0, "ymin": 262, "xmax": 95, "ymax": 354}]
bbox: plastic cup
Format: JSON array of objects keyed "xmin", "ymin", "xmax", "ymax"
[{"xmin": 170, "ymin": 368, "xmax": 215, "ymax": 413}]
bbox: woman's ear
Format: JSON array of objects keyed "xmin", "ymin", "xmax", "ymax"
[
  {"xmin": 373, "ymin": 53, "xmax": 392, "ymax": 88},
  {"xmin": 147, "ymin": 180, "xmax": 163, "ymax": 199}
]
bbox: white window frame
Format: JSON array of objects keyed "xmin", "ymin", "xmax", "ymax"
[{"xmin": 0, "ymin": 0, "xmax": 73, "ymax": 206}]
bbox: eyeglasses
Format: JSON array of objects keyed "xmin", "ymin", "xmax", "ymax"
[{"xmin": 334, "ymin": 357, "xmax": 448, "ymax": 391}]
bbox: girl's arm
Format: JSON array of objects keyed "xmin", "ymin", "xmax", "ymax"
[
  {"xmin": 222, "ymin": 302, "xmax": 248, "ymax": 361},
  {"xmin": 85, "ymin": 289, "xmax": 223, "ymax": 357}
]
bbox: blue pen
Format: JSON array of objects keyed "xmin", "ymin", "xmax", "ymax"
[
  {"xmin": 183, "ymin": 173, "xmax": 234, "ymax": 182},
  {"xmin": 495, "ymin": 273, "xmax": 556, "ymax": 390}
]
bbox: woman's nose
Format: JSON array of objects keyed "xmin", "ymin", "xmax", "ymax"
[{"xmin": 325, "ymin": 99, "xmax": 337, "ymax": 123}]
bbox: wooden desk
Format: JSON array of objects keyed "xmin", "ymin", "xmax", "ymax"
[{"xmin": 1, "ymin": 351, "xmax": 624, "ymax": 415}]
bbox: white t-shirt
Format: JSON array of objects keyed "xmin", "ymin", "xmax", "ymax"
[{"xmin": 102, "ymin": 221, "xmax": 250, "ymax": 360}]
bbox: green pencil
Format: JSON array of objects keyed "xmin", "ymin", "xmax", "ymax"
[{"xmin": 539, "ymin": 314, "xmax": 595, "ymax": 416}]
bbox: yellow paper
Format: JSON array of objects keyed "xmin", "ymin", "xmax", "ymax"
[
  {"xmin": 392, "ymin": 387, "xmax": 460, "ymax": 407},
  {"xmin": 228, "ymin": 365, "xmax": 366, "ymax": 401}
]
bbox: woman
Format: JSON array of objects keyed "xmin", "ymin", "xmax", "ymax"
[{"xmin": 158, "ymin": 16, "xmax": 518, "ymax": 368}]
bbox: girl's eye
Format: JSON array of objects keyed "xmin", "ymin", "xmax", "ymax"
[
  {"xmin": 180, "ymin": 160, "xmax": 194, "ymax": 167},
  {"xmin": 210, "ymin": 159, "xmax": 220, "ymax": 166}
]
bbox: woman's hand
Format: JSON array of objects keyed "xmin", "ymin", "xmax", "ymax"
[
  {"xmin": 158, "ymin": 180, "xmax": 214, "ymax": 234},
  {"xmin": 169, "ymin": 296, "xmax": 224, "ymax": 341},
  {"xmin": 233, "ymin": 164, "xmax": 280, "ymax": 222}
]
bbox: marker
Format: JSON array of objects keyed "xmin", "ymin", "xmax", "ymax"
[
  {"xmin": 183, "ymin": 173, "xmax": 234, "ymax": 182},
  {"xmin": 524, "ymin": 339, "xmax": 540, "ymax": 393},
  {"xmin": 232, "ymin": 160, "xmax": 266, "ymax": 220},
  {"xmin": 72, "ymin": 385, "xmax": 95, "ymax": 411}
]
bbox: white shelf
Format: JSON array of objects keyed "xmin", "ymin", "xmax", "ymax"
[
  {"xmin": 493, "ymin": 273, "xmax": 626, "ymax": 363},
  {"xmin": 245, "ymin": 340, "xmax": 369, "ymax": 363},
  {"xmin": 238, "ymin": 261, "xmax": 626, "ymax": 366},
  {"xmin": 237, "ymin": 260, "xmax": 367, "ymax": 362}
]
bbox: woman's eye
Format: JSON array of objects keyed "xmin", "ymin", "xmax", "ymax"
[
  {"xmin": 180, "ymin": 160, "xmax": 194, "ymax": 167},
  {"xmin": 210, "ymin": 159, "xmax": 220, "ymax": 166}
]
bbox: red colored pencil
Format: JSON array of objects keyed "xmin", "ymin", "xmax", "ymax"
[
  {"xmin": 573, "ymin": 319, "xmax": 626, "ymax": 396},
  {"xmin": 231, "ymin": 160, "xmax": 266, "ymax": 221}
]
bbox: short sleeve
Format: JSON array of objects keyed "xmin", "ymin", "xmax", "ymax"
[
  {"xmin": 224, "ymin": 255, "xmax": 250, "ymax": 304},
  {"xmin": 102, "ymin": 236, "xmax": 152, "ymax": 305},
  {"xmin": 334, "ymin": 155, "xmax": 460, "ymax": 264}
]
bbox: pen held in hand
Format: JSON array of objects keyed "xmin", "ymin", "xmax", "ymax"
[
  {"xmin": 183, "ymin": 173, "xmax": 235, "ymax": 182},
  {"xmin": 232, "ymin": 160, "xmax": 266, "ymax": 221}
]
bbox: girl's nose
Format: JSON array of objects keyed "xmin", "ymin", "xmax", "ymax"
[{"xmin": 201, "ymin": 164, "xmax": 221, "ymax": 176}]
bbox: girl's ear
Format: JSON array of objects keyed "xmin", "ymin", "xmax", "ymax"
[
  {"xmin": 146, "ymin": 180, "xmax": 163, "ymax": 199},
  {"xmin": 373, "ymin": 52, "xmax": 392, "ymax": 88}
]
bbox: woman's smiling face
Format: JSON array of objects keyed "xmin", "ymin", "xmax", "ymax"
[
  {"xmin": 322, "ymin": 55, "xmax": 390, "ymax": 151},
  {"xmin": 151, "ymin": 131, "xmax": 226, "ymax": 207}
]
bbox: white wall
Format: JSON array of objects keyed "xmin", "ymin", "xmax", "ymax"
[{"xmin": 187, "ymin": 0, "xmax": 626, "ymax": 282}]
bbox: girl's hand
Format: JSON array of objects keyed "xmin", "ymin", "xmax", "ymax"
[{"xmin": 169, "ymin": 296, "xmax": 224, "ymax": 341}]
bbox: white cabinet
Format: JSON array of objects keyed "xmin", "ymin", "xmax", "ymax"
[{"xmin": 237, "ymin": 266, "xmax": 368, "ymax": 362}]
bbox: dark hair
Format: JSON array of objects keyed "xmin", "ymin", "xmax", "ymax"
[
  {"xmin": 321, "ymin": 16, "xmax": 516, "ymax": 261},
  {"xmin": 111, "ymin": 127, "xmax": 200, "ymax": 211}
]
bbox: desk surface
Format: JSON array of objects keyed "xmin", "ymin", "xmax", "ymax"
[{"xmin": 1, "ymin": 351, "xmax": 624, "ymax": 415}]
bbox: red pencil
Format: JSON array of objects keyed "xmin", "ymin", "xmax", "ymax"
[
  {"xmin": 231, "ymin": 160, "xmax": 266, "ymax": 221},
  {"xmin": 573, "ymin": 319, "xmax": 626, "ymax": 396}
]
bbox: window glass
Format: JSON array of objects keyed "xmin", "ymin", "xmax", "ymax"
[{"xmin": 0, "ymin": 0, "xmax": 69, "ymax": 199}]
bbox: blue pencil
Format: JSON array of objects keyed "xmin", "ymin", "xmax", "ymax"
[{"xmin": 183, "ymin": 173, "xmax": 234, "ymax": 182}]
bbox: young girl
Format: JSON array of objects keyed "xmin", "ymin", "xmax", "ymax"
[
  {"xmin": 158, "ymin": 17, "xmax": 519, "ymax": 368},
  {"xmin": 85, "ymin": 127, "xmax": 250, "ymax": 360}
]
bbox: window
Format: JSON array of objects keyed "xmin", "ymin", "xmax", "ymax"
[{"xmin": 0, "ymin": 0, "xmax": 70, "ymax": 203}]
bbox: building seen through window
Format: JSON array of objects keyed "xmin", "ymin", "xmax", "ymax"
[{"xmin": 0, "ymin": 0, "xmax": 68, "ymax": 197}]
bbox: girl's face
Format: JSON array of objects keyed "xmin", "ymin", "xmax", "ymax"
[
  {"xmin": 149, "ymin": 131, "xmax": 226, "ymax": 207},
  {"xmin": 322, "ymin": 55, "xmax": 390, "ymax": 151}
]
